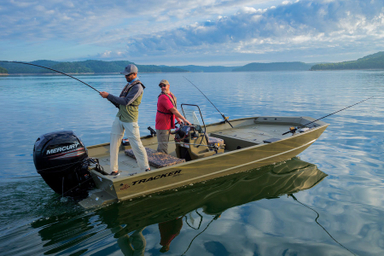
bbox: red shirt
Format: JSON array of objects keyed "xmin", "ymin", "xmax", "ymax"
[{"xmin": 156, "ymin": 94, "xmax": 175, "ymax": 130}]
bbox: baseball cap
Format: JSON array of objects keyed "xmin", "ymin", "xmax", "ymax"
[
  {"xmin": 159, "ymin": 79, "xmax": 170, "ymax": 85},
  {"xmin": 121, "ymin": 64, "xmax": 138, "ymax": 75}
]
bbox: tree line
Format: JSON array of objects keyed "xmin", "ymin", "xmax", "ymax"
[
  {"xmin": 311, "ymin": 51, "xmax": 384, "ymax": 70},
  {"xmin": 1, "ymin": 51, "xmax": 384, "ymax": 74},
  {"xmin": 0, "ymin": 60, "xmax": 187, "ymax": 74}
]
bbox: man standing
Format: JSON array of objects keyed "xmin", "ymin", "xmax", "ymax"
[
  {"xmin": 100, "ymin": 64, "xmax": 150, "ymax": 176},
  {"xmin": 156, "ymin": 79, "xmax": 190, "ymax": 154}
]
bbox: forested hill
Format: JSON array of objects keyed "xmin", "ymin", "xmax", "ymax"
[
  {"xmin": 2, "ymin": 52, "xmax": 384, "ymax": 74},
  {"xmin": 0, "ymin": 60, "xmax": 187, "ymax": 74},
  {"xmin": 233, "ymin": 62, "xmax": 312, "ymax": 71},
  {"xmin": 311, "ymin": 52, "xmax": 384, "ymax": 70}
]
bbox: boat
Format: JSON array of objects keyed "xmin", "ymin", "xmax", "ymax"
[{"xmin": 33, "ymin": 104, "xmax": 328, "ymax": 208}]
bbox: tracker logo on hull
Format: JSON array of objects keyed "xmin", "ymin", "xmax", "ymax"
[{"xmin": 132, "ymin": 170, "xmax": 182, "ymax": 186}]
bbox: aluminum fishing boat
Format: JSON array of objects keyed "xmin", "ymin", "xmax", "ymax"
[{"xmin": 33, "ymin": 104, "xmax": 328, "ymax": 208}]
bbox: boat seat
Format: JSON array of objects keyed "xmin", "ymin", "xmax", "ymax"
[{"xmin": 125, "ymin": 147, "xmax": 185, "ymax": 168}]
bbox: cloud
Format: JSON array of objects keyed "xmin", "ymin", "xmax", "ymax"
[
  {"xmin": 1, "ymin": 0, "xmax": 384, "ymax": 63},
  {"xmin": 117, "ymin": 0, "xmax": 384, "ymax": 59},
  {"xmin": 0, "ymin": 0, "xmax": 270, "ymax": 40}
]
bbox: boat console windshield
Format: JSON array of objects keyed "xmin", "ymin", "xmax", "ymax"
[{"xmin": 174, "ymin": 104, "xmax": 225, "ymax": 161}]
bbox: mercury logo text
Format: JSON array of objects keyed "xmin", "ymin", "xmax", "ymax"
[{"xmin": 46, "ymin": 142, "xmax": 80, "ymax": 155}]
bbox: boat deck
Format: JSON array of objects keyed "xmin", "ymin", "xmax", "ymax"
[
  {"xmin": 94, "ymin": 120, "xmax": 298, "ymax": 178},
  {"xmin": 210, "ymin": 124, "xmax": 286, "ymax": 150}
]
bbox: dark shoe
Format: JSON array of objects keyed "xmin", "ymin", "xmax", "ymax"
[
  {"xmin": 145, "ymin": 169, "xmax": 151, "ymax": 172},
  {"xmin": 110, "ymin": 171, "xmax": 120, "ymax": 177}
]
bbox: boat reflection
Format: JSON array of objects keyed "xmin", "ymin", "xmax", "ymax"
[
  {"xmin": 98, "ymin": 156, "xmax": 327, "ymax": 255},
  {"xmin": 32, "ymin": 157, "xmax": 327, "ymax": 255}
]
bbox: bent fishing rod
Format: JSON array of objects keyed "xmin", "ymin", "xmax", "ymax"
[
  {"xmin": 0, "ymin": 61, "xmax": 100, "ymax": 93},
  {"xmin": 282, "ymin": 96, "xmax": 374, "ymax": 135},
  {"xmin": 183, "ymin": 76, "xmax": 234, "ymax": 128}
]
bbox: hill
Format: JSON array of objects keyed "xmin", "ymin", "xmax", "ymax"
[
  {"xmin": 311, "ymin": 52, "xmax": 384, "ymax": 70},
  {"xmin": 233, "ymin": 62, "xmax": 312, "ymax": 71},
  {"xmin": 0, "ymin": 60, "xmax": 187, "ymax": 74},
  {"xmin": 0, "ymin": 66, "xmax": 7, "ymax": 74},
  {"xmin": 174, "ymin": 65, "xmax": 236, "ymax": 72}
]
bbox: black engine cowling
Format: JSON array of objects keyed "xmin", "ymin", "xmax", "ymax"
[{"xmin": 33, "ymin": 130, "xmax": 95, "ymax": 197}]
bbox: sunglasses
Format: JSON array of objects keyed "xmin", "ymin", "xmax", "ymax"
[{"xmin": 159, "ymin": 84, "xmax": 167, "ymax": 88}]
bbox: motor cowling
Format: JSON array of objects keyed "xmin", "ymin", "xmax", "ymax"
[{"xmin": 33, "ymin": 130, "xmax": 95, "ymax": 197}]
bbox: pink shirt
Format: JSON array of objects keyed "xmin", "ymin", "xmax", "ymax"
[{"xmin": 156, "ymin": 94, "xmax": 175, "ymax": 130}]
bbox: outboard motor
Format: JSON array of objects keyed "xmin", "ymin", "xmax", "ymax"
[{"xmin": 33, "ymin": 130, "xmax": 95, "ymax": 198}]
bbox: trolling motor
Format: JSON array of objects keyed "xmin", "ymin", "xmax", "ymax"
[{"xmin": 33, "ymin": 131, "xmax": 95, "ymax": 198}]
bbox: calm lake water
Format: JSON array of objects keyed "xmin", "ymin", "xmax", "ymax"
[{"xmin": 0, "ymin": 71, "xmax": 383, "ymax": 255}]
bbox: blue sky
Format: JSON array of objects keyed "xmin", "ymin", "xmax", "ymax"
[{"xmin": 1, "ymin": 0, "xmax": 384, "ymax": 66}]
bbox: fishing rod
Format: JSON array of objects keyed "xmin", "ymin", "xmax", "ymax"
[
  {"xmin": 282, "ymin": 96, "xmax": 374, "ymax": 135},
  {"xmin": 183, "ymin": 76, "xmax": 234, "ymax": 128},
  {"xmin": 0, "ymin": 61, "xmax": 100, "ymax": 93}
]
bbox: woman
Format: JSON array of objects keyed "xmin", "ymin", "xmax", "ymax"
[{"xmin": 155, "ymin": 79, "xmax": 191, "ymax": 154}]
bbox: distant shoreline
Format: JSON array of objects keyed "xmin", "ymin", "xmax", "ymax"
[{"xmin": 0, "ymin": 72, "xmax": 194, "ymax": 76}]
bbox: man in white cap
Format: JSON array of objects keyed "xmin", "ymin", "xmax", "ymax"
[{"xmin": 100, "ymin": 64, "xmax": 150, "ymax": 176}]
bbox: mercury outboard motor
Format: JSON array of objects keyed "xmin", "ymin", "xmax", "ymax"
[{"xmin": 33, "ymin": 130, "xmax": 95, "ymax": 198}]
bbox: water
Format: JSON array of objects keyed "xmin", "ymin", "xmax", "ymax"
[{"xmin": 0, "ymin": 71, "xmax": 383, "ymax": 255}]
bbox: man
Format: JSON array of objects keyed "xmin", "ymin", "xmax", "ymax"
[
  {"xmin": 100, "ymin": 64, "xmax": 150, "ymax": 176},
  {"xmin": 156, "ymin": 79, "xmax": 190, "ymax": 154},
  {"xmin": 158, "ymin": 217, "xmax": 183, "ymax": 253}
]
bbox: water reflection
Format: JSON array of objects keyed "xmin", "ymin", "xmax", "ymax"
[{"xmin": 29, "ymin": 157, "xmax": 328, "ymax": 255}]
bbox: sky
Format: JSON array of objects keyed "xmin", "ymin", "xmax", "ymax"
[{"xmin": 1, "ymin": 0, "xmax": 384, "ymax": 66}]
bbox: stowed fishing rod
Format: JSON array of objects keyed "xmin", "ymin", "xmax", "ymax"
[
  {"xmin": 0, "ymin": 61, "xmax": 100, "ymax": 93},
  {"xmin": 183, "ymin": 76, "xmax": 234, "ymax": 128},
  {"xmin": 282, "ymin": 96, "xmax": 374, "ymax": 135}
]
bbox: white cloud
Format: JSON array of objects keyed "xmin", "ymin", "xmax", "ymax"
[
  {"xmin": 111, "ymin": 0, "xmax": 384, "ymax": 62},
  {"xmin": 1, "ymin": 0, "xmax": 384, "ymax": 64}
]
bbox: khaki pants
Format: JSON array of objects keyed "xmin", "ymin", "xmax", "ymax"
[
  {"xmin": 156, "ymin": 129, "xmax": 170, "ymax": 154},
  {"xmin": 110, "ymin": 117, "xmax": 149, "ymax": 173}
]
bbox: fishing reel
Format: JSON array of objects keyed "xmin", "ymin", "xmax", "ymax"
[{"xmin": 282, "ymin": 126, "xmax": 310, "ymax": 135}]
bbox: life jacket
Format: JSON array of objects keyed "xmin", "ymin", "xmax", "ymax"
[
  {"xmin": 120, "ymin": 80, "xmax": 146, "ymax": 103},
  {"xmin": 116, "ymin": 80, "xmax": 146, "ymax": 122},
  {"xmin": 111, "ymin": 80, "xmax": 145, "ymax": 109},
  {"xmin": 157, "ymin": 92, "xmax": 177, "ymax": 115},
  {"xmin": 157, "ymin": 92, "xmax": 177, "ymax": 129}
]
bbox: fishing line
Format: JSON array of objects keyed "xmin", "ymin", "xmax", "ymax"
[
  {"xmin": 181, "ymin": 213, "xmax": 221, "ymax": 256},
  {"xmin": 0, "ymin": 61, "xmax": 100, "ymax": 93},
  {"xmin": 184, "ymin": 210, "xmax": 204, "ymax": 230},
  {"xmin": 283, "ymin": 96, "xmax": 374, "ymax": 135},
  {"xmin": 289, "ymin": 194, "xmax": 357, "ymax": 256},
  {"xmin": 183, "ymin": 76, "xmax": 234, "ymax": 128}
]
